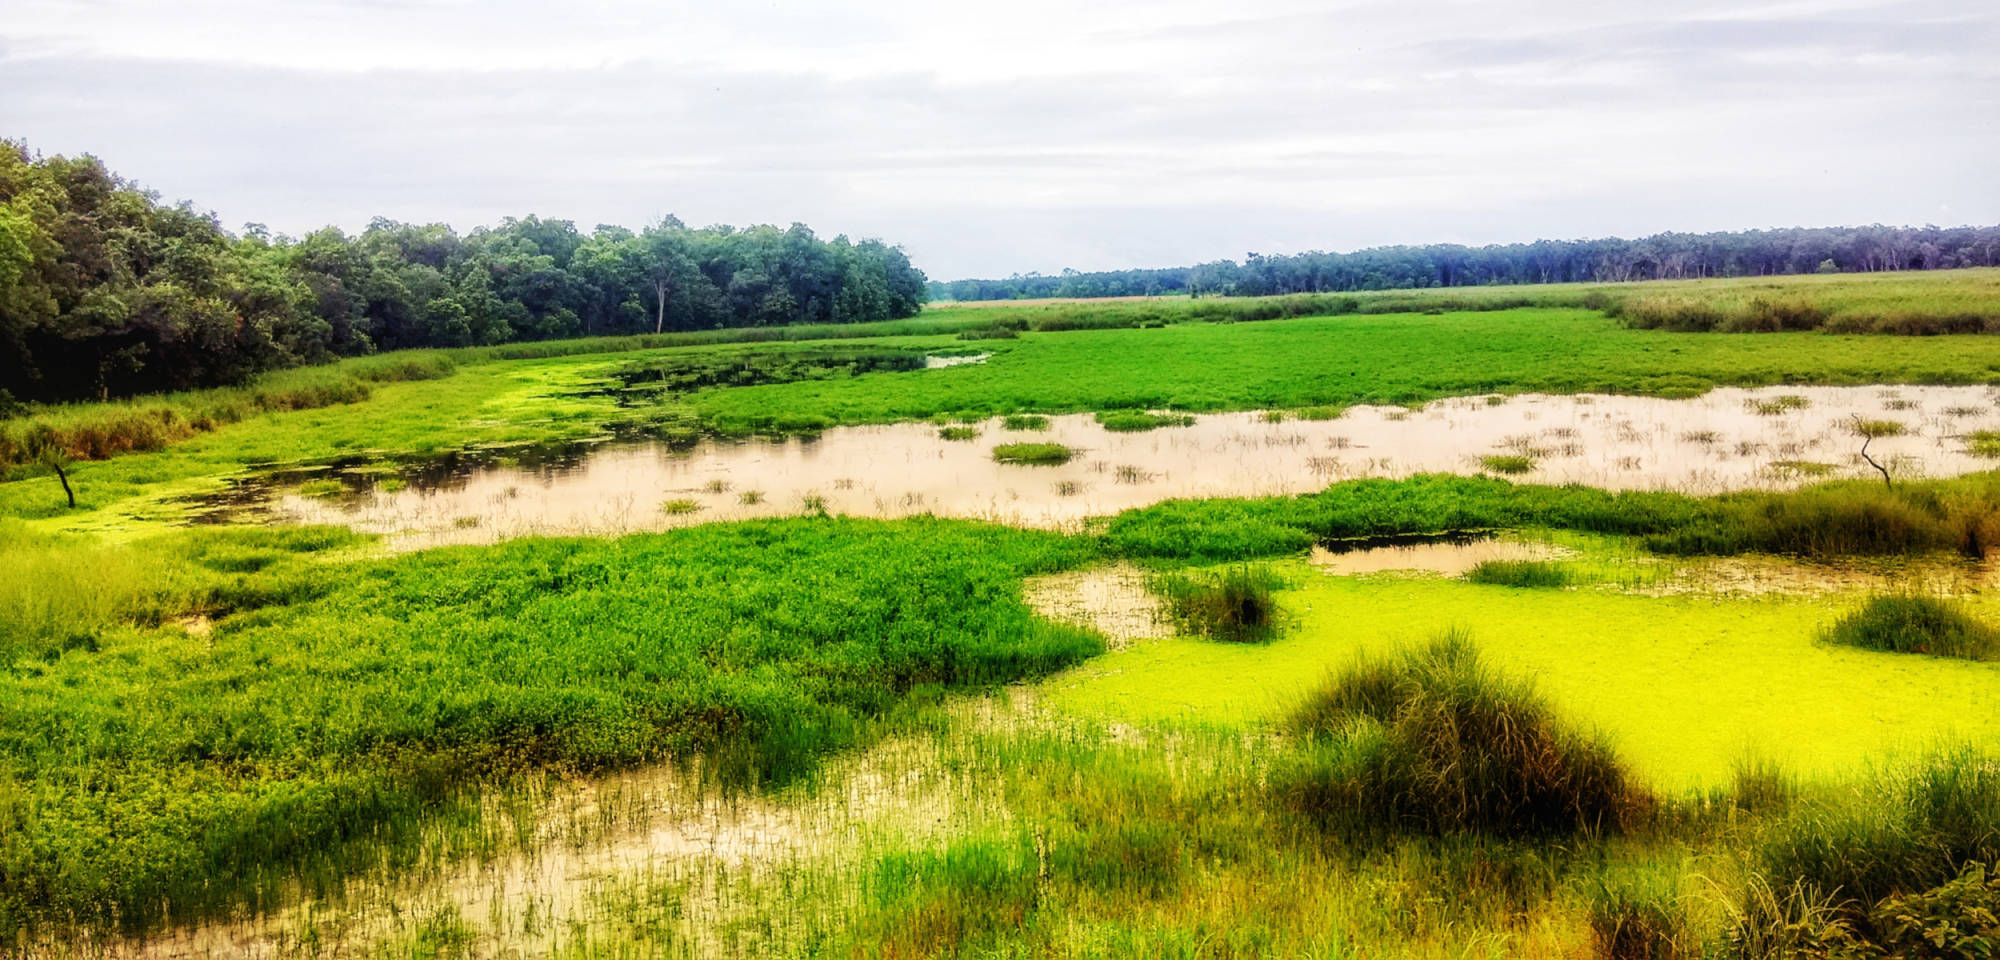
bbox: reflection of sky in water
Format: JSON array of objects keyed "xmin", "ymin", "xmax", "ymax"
[{"xmin": 276, "ymin": 385, "xmax": 2000, "ymax": 550}]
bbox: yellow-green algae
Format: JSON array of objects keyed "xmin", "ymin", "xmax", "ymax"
[{"xmin": 1044, "ymin": 561, "xmax": 2000, "ymax": 790}]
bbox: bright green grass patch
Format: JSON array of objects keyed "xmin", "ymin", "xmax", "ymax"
[
  {"xmin": 0, "ymin": 517, "xmax": 1100, "ymax": 934},
  {"xmin": 1095, "ymin": 410, "xmax": 1197, "ymax": 432},
  {"xmin": 1821, "ymin": 594, "xmax": 2000, "ymax": 661},
  {"xmin": 992, "ymin": 442, "xmax": 1075, "ymax": 465},
  {"xmin": 1042, "ymin": 565, "xmax": 2000, "ymax": 789}
]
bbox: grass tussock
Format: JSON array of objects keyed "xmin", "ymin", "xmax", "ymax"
[
  {"xmin": 1000, "ymin": 414, "xmax": 1050, "ymax": 431},
  {"xmin": 1149, "ymin": 565, "xmax": 1286, "ymax": 643},
  {"xmin": 992, "ymin": 442, "xmax": 1075, "ymax": 465},
  {"xmin": 938, "ymin": 426, "xmax": 980, "ymax": 441},
  {"xmin": 1583, "ymin": 869, "xmax": 1694, "ymax": 960},
  {"xmin": 1095, "ymin": 410, "xmax": 1197, "ymax": 432},
  {"xmin": 1277, "ymin": 632, "xmax": 1646, "ymax": 838},
  {"xmin": 1744, "ymin": 749, "xmax": 2000, "ymax": 946},
  {"xmin": 1820, "ymin": 594, "xmax": 2000, "ymax": 661},
  {"xmin": 1465, "ymin": 559, "xmax": 1570, "ymax": 588},
  {"xmin": 1964, "ymin": 430, "xmax": 2000, "ymax": 459}
]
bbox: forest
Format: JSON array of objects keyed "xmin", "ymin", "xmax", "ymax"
[
  {"xmin": 930, "ymin": 225, "xmax": 2000, "ymax": 301},
  {"xmin": 0, "ymin": 142, "xmax": 927, "ymax": 401}
]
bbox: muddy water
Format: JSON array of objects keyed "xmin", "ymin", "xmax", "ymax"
[
  {"xmin": 1311, "ymin": 534, "xmax": 1564, "ymax": 576},
  {"xmin": 271, "ymin": 385, "xmax": 2000, "ymax": 550}
]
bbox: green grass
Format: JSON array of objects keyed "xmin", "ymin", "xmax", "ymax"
[
  {"xmin": 1000, "ymin": 414, "xmax": 1050, "ymax": 431},
  {"xmin": 1101, "ymin": 472, "xmax": 2000, "ymax": 563},
  {"xmin": 1095, "ymin": 410, "xmax": 1197, "ymax": 432},
  {"xmin": 1149, "ymin": 565, "xmax": 1286, "ymax": 643},
  {"xmin": 938, "ymin": 426, "xmax": 979, "ymax": 441},
  {"xmin": 992, "ymin": 442, "xmax": 1075, "ymax": 465},
  {"xmin": 0, "ymin": 517, "xmax": 1100, "ymax": 934},
  {"xmin": 1965, "ymin": 430, "xmax": 2000, "ymax": 458},
  {"xmin": 1820, "ymin": 594, "xmax": 2000, "ymax": 660},
  {"xmin": 659, "ymin": 498, "xmax": 704, "ymax": 515},
  {"xmin": 1466, "ymin": 559, "xmax": 1570, "ymax": 588}
]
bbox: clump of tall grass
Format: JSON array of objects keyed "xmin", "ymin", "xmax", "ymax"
[
  {"xmin": 660, "ymin": 498, "xmax": 704, "ymax": 515},
  {"xmin": 1582, "ymin": 869, "xmax": 1692, "ymax": 960},
  {"xmin": 1745, "ymin": 748, "xmax": 2000, "ymax": 944},
  {"xmin": 938, "ymin": 426, "xmax": 980, "ymax": 441},
  {"xmin": 993, "ymin": 442, "xmax": 1075, "ymax": 465},
  {"xmin": 1149, "ymin": 565, "xmax": 1285, "ymax": 643},
  {"xmin": 1466, "ymin": 559, "xmax": 1569, "ymax": 588},
  {"xmin": 1001, "ymin": 414, "xmax": 1050, "ymax": 431},
  {"xmin": 1963, "ymin": 431, "xmax": 2000, "ymax": 458},
  {"xmin": 1277, "ymin": 632, "xmax": 1646, "ymax": 838},
  {"xmin": 1096, "ymin": 410, "xmax": 1196, "ymax": 432},
  {"xmin": 1820, "ymin": 594, "xmax": 2000, "ymax": 661}
]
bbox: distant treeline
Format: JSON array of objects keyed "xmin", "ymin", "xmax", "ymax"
[
  {"xmin": 0, "ymin": 142, "xmax": 926, "ymax": 402},
  {"xmin": 930, "ymin": 226, "xmax": 2000, "ymax": 301}
]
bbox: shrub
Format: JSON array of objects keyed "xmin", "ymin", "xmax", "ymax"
[
  {"xmin": 1867, "ymin": 862, "xmax": 2000, "ymax": 958},
  {"xmin": 1150, "ymin": 565, "xmax": 1285, "ymax": 643},
  {"xmin": 1820, "ymin": 595, "xmax": 2000, "ymax": 661},
  {"xmin": 1466, "ymin": 559, "xmax": 1569, "ymax": 588},
  {"xmin": 992, "ymin": 443, "xmax": 1075, "ymax": 465},
  {"xmin": 1277, "ymin": 633, "xmax": 1645, "ymax": 838}
]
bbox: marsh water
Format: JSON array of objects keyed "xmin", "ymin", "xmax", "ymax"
[{"xmin": 255, "ymin": 385, "xmax": 2000, "ymax": 549}]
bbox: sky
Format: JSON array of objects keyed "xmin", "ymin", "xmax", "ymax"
[{"xmin": 3, "ymin": 0, "xmax": 1996, "ymax": 280}]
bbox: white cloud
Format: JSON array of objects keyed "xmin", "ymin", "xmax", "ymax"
[{"xmin": 3, "ymin": 0, "xmax": 1993, "ymax": 277}]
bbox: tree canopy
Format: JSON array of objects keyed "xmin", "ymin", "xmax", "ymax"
[
  {"xmin": 930, "ymin": 226, "xmax": 2000, "ymax": 302},
  {"xmin": 0, "ymin": 142, "xmax": 927, "ymax": 402}
]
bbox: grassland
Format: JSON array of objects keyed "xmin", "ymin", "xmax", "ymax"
[{"xmin": 4, "ymin": 267, "xmax": 2000, "ymax": 957}]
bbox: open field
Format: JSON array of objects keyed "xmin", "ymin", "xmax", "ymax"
[{"xmin": 5, "ymin": 270, "xmax": 2000, "ymax": 958}]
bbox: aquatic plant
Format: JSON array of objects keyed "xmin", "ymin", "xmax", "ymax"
[
  {"xmin": 1746, "ymin": 395, "xmax": 1810, "ymax": 416},
  {"xmin": 1820, "ymin": 594, "xmax": 1999, "ymax": 660},
  {"xmin": 1149, "ymin": 565, "xmax": 1285, "ymax": 643},
  {"xmin": 939, "ymin": 426, "xmax": 980, "ymax": 441},
  {"xmin": 1479, "ymin": 454, "xmax": 1536, "ymax": 475},
  {"xmin": 660, "ymin": 498, "xmax": 704, "ymax": 515},
  {"xmin": 1001, "ymin": 414, "xmax": 1050, "ymax": 431},
  {"xmin": 1465, "ymin": 559, "xmax": 1569, "ymax": 588},
  {"xmin": 992, "ymin": 443, "xmax": 1074, "ymax": 465},
  {"xmin": 1095, "ymin": 411, "xmax": 1196, "ymax": 432}
]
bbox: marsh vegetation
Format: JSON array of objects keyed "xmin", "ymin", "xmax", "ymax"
[{"xmin": 5, "ymin": 268, "xmax": 2000, "ymax": 958}]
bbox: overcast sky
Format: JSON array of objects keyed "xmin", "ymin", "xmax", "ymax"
[{"xmin": 4, "ymin": 0, "xmax": 1995, "ymax": 279}]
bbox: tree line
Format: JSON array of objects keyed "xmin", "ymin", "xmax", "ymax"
[
  {"xmin": 930, "ymin": 225, "xmax": 2000, "ymax": 301},
  {"xmin": 0, "ymin": 142, "xmax": 927, "ymax": 402}
]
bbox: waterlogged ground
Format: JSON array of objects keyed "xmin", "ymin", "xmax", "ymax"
[{"xmin": 257, "ymin": 384, "xmax": 2000, "ymax": 549}]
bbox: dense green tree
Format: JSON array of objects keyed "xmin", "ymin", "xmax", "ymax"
[{"xmin": 0, "ymin": 142, "xmax": 930, "ymax": 401}]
